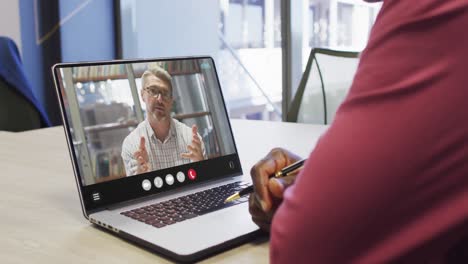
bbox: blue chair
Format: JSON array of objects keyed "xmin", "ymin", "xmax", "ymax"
[{"xmin": 0, "ymin": 36, "xmax": 50, "ymax": 131}]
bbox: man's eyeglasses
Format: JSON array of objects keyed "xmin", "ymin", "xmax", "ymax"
[{"xmin": 144, "ymin": 88, "xmax": 172, "ymax": 100}]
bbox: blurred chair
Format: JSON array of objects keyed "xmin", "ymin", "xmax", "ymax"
[
  {"xmin": 0, "ymin": 36, "xmax": 50, "ymax": 131},
  {"xmin": 287, "ymin": 48, "xmax": 360, "ymax": 124}
]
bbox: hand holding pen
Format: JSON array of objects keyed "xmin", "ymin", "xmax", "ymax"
[
  {"xmin": 224, "ymin": 158, "xmax": 306, "ymax": 203},
  {"xmin": 234, "ymin": 148, "xmax": 305, "ymax": 232}
]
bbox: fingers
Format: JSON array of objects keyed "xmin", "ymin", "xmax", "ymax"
[
  {"xmin": 250, "ymin": 149, "xmax": 288, "ymax": 212},
  {"xmin": 248, "ymin": 194, "xmax": 272, "ymax": 232},
  {"xmin": 137, "ymin": 156, "xmax": 146, "ymax": 166},
  {"xmin": 128, "ymin": 159, "xmax": 138, "ymax": 176},
  {"xmin": 190, "ymin": 141, "xmax": 202, "ymax": 158},
  {"xmin": 136, "ymin": 163, "xmax": 149, "ymax": 174},
  {"xmin": 134, "ymin": 136, "xmax": 149, "ymax": 162},
  {"xmin": 181, "ymin": 144, "xmax": 203, "ymax": 161},
  {"xmin": 268, "ymin": 174, "xmax": 297, "ymax": 199},
  {"xmin": 191, "ymin": 125, "xmax": 202, "ymax": 147},
  {"xmin": 129, "ymin": 157, "xmax": 148, "ymax": 175},
  {"xmin": 182, "ymin": 126, "xmax": 204, "ymax": 161},
  {"xmin": 188, "ymin": 143, "xmax": 202, "ymax": 156},
  {"xmin": 133, "ymin": 137, "xmax": 150, "ymax": 174},
  {"xmin": 250, "ymin": 159, "xmax": 275, "ymax": 212},
  {"xmin": 250, "ymin": 148, "xmax": 302, "ymax": 213},
  {"xmin": 135, "ymin": 154, "xmax": 149, "ymax": 173},
  {"xmin": 192, "ymin": 134, "xmax": 201, "ymax": 146},
  {"xmin": 183, "ymin": 125, "xmax": 203, "ymax": 161},
  {"xmin": 139, "ymin": 136, "xmax": 146, "ymax": 151},
  {"xmin": 192, "ymin": 125, "xmax": 198, "ymax": 136},
  {"xmin": 248, "ymin": 193, "xmax": 265, "ymax": 218},
  {"xmin": 133, "ymin": 149, "xmax": 148, "ymax": 162}
]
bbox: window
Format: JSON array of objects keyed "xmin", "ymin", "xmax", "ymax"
[
  {"xmin": 119, "ymin": 0, "xmax": 282, "ymax": 121},
  {"xmin": 218, "ymin": 0, "xmax": 282, "ymax": 120},
  {"xmin": 117, "ymin": 0, "xmax": 381, "ymax": 121},
  {"xmin": 306, "ymin": 0, "xmax": 382, "ymax": 51},
  {"xmin": 302, "ymin": 0, "xmax": 381, "ymax": 71}
]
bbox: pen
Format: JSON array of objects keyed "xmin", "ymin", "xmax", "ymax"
[{"xmin": 224, "ymin": 159, "xmax": 306, "ymax": 203}]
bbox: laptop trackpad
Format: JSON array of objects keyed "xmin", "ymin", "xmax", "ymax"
[{"xmin": 92, "ymin": 202, "xmax": 260, "ymax": 256}]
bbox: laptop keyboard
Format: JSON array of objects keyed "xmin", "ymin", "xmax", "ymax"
[{"xmin": 120, "ymin": 181, "xmax": 250, "ymax": 228}]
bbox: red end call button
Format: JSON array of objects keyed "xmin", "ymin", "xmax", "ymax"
[{"xmin": 188, "ymin": 169, "xmax": 197, "ymax": 180}]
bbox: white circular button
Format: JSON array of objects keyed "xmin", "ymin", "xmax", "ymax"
[
  {"xmin": 154, "ymin": 177, "xmax": 163, "ymax": 188},
  {"xmin": 165, "ymin": 174, "xmax": 174, "ymax": 185},
  {"xmin": 176, "ymin": 171, "xmax": 185, "ymax": 183},
  {"xmin": 142, "ymin": 179, "xmax": 151, "ymax": 191}
]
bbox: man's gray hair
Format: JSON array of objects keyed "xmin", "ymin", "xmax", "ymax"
[{"xmin": 141, "ymin": 65, "xmax": 173, "ymax": 95}]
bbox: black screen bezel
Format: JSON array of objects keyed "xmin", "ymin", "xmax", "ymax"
[{"xmin": 52, "ymin": 56, "xmax": 243, "ymax": 214}]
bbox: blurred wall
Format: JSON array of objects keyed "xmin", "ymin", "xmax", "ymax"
[
  {"xmin": 120, "ymin": 0, "xmax": 219, "ymax": 59},
  {"xmin": 0, "ymin": 1, "xmax": 21, "ymax": 52},
  {"xmin": 19, "ymin": 0, "xmax": 116, "ymax": 125}
]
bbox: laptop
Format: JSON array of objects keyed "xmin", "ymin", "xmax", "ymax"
[{"xmin": 52, "ymin": 56, "xmax": 260, "ymax": 262}]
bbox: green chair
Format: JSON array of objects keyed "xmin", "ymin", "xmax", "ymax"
[{"xmin": 287, "ymin": 48, "xmax": 360, "ymax": 124}]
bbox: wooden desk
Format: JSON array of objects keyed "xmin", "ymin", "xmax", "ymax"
[{"xmin": 0, "ymin": 119, "xmax": 327, "ymax": 263}]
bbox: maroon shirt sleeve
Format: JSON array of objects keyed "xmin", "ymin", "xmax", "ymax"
[{"xmin": 270, "ymin": 1, "xmax": 468, "ymax": 263}]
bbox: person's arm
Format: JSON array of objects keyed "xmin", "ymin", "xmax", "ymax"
[
  {"xmin": 259, "ymin": 1, "xmax": 468, "ymax": 262},
  {"xmin": 270, "ymin": 107, "xmax": 417, "ymax": 263},
  {"xmin": 248, "ymin": 99, "xmax": 423, "ymax": 263}
]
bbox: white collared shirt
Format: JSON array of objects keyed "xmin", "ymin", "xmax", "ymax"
[{"xmin": 121, "ymin": 118, "xmax": 206, "ymax": 176}]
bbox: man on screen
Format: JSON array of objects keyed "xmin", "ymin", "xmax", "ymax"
[{"xmin": 121, "ymin": 66, "xmax": 206, "ymax": 176}]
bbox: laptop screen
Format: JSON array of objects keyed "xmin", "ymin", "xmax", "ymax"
[{"xmin": 53, "ymin": 57, "xmax": 242, "ymax": 211}]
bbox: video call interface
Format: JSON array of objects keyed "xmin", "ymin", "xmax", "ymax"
[{"xmin": 57, "ymin": 58, "xmax": 237, "ymax": 188}]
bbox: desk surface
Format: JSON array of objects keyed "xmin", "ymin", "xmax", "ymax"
[{"xmin": 0, "ymin": 119, "xmax": 327, "ymax": 263}]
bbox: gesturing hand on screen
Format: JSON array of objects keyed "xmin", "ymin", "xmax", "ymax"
[
  {"xmin": 181, "ymin": 125, "xmax": 204, "ymax": 162},
  {"xmin": 133, "ymin": 136, "xmax": 150, "ymax": 174}
]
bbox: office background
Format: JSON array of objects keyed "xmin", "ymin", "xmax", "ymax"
[{"xmin": 0, "ymin": 0, "xmax": 381, "ymax": 127}]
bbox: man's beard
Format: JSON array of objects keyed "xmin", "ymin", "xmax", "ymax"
[{"xmin": 149, "ymin": 109, "xmax": 169, "ymax": 122}]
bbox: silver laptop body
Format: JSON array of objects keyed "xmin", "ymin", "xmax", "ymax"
[{"xmin": 52, "ymin": 56, "xmax": 260, "ymax": 262}]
